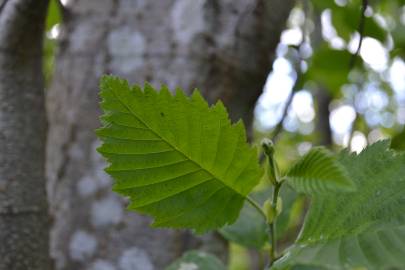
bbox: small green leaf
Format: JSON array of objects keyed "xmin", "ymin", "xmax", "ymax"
[
  {"xmin": 166, "ymin": 251, "xmax": 226, "ymax": 270},
  {"xmin": 97, "ymin": 75, "xmax": 263, "ymax": 233},
  {"xmin": 285, "ymin": 147, "xmax": 355, "ymax": 194},
  {"xmin": 263, "ymin": 199, "xmax": 276, "ymax": 223}
]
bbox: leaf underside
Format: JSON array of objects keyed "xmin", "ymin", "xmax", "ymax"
[
  {"xmin": 273, "ymin": 141, "xmax": 405, "ymax": 270},
  {"xmin": 285, "ymin": 147, "xmax": 355, "ymax": 194},
  {"xmin": 96, "ymin": 75, "xmax": 262, "ymax": 233}
]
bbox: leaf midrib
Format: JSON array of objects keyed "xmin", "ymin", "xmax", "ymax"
[{"xmin": 110, "ymin": 88, "xmax": 245, "ymax": 197}]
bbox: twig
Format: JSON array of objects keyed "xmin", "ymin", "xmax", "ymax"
[
  {"xmin": 348, "ymin": 112, "xmax": 358, "ymax": 150},
  {"xmin": 269, "ymin": 182, "xmax": 281, "ymax": 266},
  {"xmin": 271, "ymin": 89, "xmax": 295, "ymax": 143},
  {"xmin": 349, "ymin": 0, "xmax": 368, "ymax": 69},
  {"xmin": 271, "ymin": 0, "xmax": 310, "ymax": 143},
  {"xmin": 246, "ymin": 195, "xmax": 267, "ymax": 221}
]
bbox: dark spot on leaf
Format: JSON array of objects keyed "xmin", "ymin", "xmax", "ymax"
[{"xmin": 160, "ymin": 112, "xmax": 165, "ymax": 117}]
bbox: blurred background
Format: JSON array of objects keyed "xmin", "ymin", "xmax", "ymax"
[{"xmin": 1, "ymin": 0, "xmax": 404, "ymax": 269}]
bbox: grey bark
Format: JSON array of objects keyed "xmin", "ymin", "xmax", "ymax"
[
  {"xmin": 46, "ymin": 0, "xmax": 294, "ymax": 269},
  {"xmin": 0, "ymin": 0, "xmax": 51, "ymax": 269}
]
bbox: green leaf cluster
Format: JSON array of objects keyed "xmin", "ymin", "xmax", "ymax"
[
  {"xmin": 274, "ymin": 141, "xmax": 405, "ymax": 269},
  {"xmin": 97, "ymin": 76, "xmax": 405, "ymax": 270}
]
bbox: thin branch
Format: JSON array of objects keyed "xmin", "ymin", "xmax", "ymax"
[
  {"xmin": 349, "ymin": 0, "xmax": 368, "ymax": 69},
  {"xmin": 348, "ymin": 112, "xmax": 356, "ymax": 149},
  {"xmin": 246, "ymin": 195, "xmax": 267, "ymax": 221},
  {"xmin": 271, "ymin": 52, "xmax": 305, "ymax": 143},
  {"xmin": 271, "ymin": 88, "xmax": 295, "ymax": 143},
  {"xmin": 269, "ymin": 182, "xmax": 281, "ymax": 267},
  {"xmin": 270, "ymin": 0, "xmax": 310, "ymax": 143}
]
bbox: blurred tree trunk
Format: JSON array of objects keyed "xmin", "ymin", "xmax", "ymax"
[
  {"xmin": 315, "ymin": 89, "xmax": 333, "ymax": 146},
  {"xmin": 0, "ymin": 0, "xmax": 51, "ymax": 269},
  {"xmin": 312, "ymin": 12, "xmax": 333, "ymax": 147},
  {"xmin": 47, "ymin": 0, "xmax": 294, "ymax": 269}
]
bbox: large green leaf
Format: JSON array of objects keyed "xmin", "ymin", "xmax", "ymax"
[
  {"xmin": 96, "ymin": 75, "xmax": 262, "ymax": 233},
  {"xmin": 273, "ymin": 141, "xmax": 405, "ymax": 269},
  {"xmin": 274, "ymin": 226, "xmax": 405, "ymax": 270},
  {"xmin": 285, "ymin": 147, "xmax": 355, "ymax": 194},
  {"xmin": 166, "ymin": 251, "xmax": 226, "ymax": 270}
]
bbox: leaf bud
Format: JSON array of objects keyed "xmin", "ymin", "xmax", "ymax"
[{"xmin": 263, "ymin": 199, "xmax": 276, "ymax": 223}]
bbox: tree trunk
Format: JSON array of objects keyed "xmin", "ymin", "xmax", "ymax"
[
  {"xmin": 315, "ymin": 89, "xmax": 333, "ymax": 146},
  {"xmin": 0, "ymin": 0, "xmax": 51, "ymax": 269},
  {"xmin": 312, "ymin": 13, "xmax": 333, "ymax": 147},
  {"xmin": 47, "ymin": 0, "xmax": 294, "ymax": 269}
]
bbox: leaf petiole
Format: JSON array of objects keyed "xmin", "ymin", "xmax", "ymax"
[{"xmin": 246, "ymin": 195, "xmax": 267, "ymax": 221}]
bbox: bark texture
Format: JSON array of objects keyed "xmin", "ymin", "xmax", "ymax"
[
  {"xmin": 47, "ymin": 0, "xmax": 294, "ymax": 269},
  {"xmin": 0, "ymin": 0, "xmax": 51, "ymax": 269}
]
